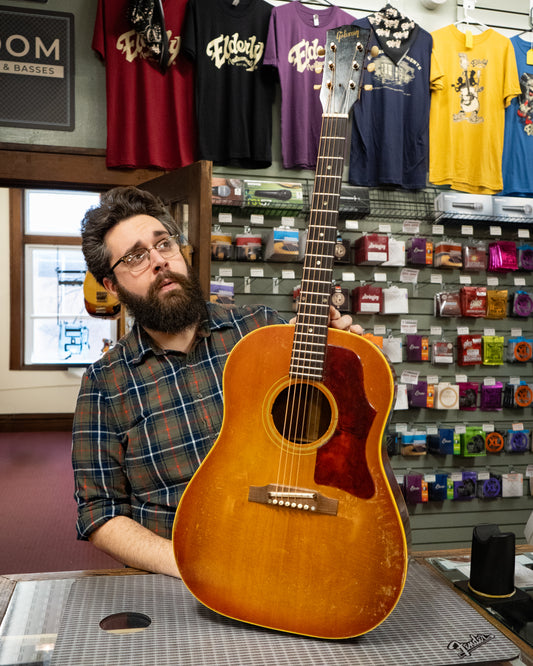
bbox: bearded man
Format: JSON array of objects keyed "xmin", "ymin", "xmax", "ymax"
[{"xmin": 72, "ymin": 186, "xmax": 360, "ymax": 577}]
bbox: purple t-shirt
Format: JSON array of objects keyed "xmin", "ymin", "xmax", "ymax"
[{"xmin": 264, "ymin": 3, "xmax": 353, "ymax": 169}]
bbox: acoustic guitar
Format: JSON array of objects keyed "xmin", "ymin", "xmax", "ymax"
[{"xmin": 173, "ymin": 24, "xmax": 409, "ymax": 639}]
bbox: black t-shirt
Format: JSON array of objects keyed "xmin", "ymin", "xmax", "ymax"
[{"xmin": 182, "ymin": 0, "xmax": 275, "ymax": 168}]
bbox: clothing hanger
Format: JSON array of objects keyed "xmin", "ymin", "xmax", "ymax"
[
  {"xmin": 517, "ymin": 1, "xmax": 533, "ymax": 43},
  {"xmin": 290, "ymin": 0, "xmax": 334, "ymax": 6},
  {"xmin": 453, "ymin": 0, "xmax": 489, "ymax": 34}
]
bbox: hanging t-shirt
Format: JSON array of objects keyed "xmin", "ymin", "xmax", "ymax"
[
  {"xmin": 501, "ymin": 35, "xmax": 533, "ymax": 196},
  {"xmin": 429, "ymin": 25, "xmax": 520, "ymax": 194},
  {"xmin": 263, "ymin": 3, "xmax": 353, "ymax": 170},
  {"xmin": 92, "ymin": 0, "xmax": 196, "ymax": 170},
  {"xmin": 181, "ymin": 0, "xmax": 275, "ymax": 168},
  {"xmin": 348, "ymin": 15, "xmax": 434, "ymax": 190}
]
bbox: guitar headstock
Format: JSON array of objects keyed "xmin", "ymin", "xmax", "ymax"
[{"xmin": 318, "ymin": 25, "xmax": 375, "ymax": 115}]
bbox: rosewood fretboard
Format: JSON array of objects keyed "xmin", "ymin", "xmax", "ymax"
[{"xmin": 290, "ymin": 113, "xmax": 349, "ymax": 381}]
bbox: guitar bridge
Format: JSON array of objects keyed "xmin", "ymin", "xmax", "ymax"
[{"xmin": 248, "ymin": 484, "xmax": 338, "ymax": 515}]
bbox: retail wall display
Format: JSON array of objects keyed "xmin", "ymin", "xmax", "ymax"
[
  {"xmin": 210, "ymin": 183, "xmax": 533, "ymax": 547},
  {"xmin": 349, "ymin": 7, "xmax": 433, "ymax": 190},
  {"xmin": 92, "ymin": 0, "xmax": 196, "ymax": 169},
  {"xmin": 263, "ymin": 2, "xmax": 354, "ymax": 170},
  {"xmin": 429, "ymin": 25, "xmax": 521, "ymax": 194},
  {"xmin": 181, "ymin": 0, "xmax": 275, "ymax": 168}
]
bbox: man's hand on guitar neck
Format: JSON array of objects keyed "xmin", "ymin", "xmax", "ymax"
[
  {"xmin": 289, "ymin": 306, "xmax": 363, "ymax": 335},
  {"xmin": 326, "ymin": 305, "xmax": 364, "ymax": 335}
]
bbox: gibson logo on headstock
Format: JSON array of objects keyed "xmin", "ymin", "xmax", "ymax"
[{"xmin": 336, "ymin": 27, "xmax": 360, "ymax": 42}]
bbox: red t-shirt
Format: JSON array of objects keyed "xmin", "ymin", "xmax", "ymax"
[{"xmin": 93, "ymin": 0, "xmax": 196, "ymax": 169}]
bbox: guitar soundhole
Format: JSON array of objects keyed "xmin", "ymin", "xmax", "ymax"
[{"xmin": 271, "ymin": 383, "xmax": 332, "ymax": 445}]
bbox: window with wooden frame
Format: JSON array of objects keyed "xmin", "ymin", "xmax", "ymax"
[{"xmin": 10, "ymin": 188, "xmax": 119, "ymax": 370}]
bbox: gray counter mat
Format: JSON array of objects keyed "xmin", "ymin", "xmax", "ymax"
[{"xmin": 50, "ymin": 561, "xmax": 520, "ymax": 666}]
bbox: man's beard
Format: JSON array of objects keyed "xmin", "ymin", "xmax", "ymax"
[{"xmin": 115, "ymin": 268, "xmax": 207, "ymax": 335}]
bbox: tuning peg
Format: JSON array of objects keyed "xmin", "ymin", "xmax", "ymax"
[
  {"xmin": 367, "ymin": 62, "xmax": 376, "ymax": 73},
  {"xmin": 364, "ymin": 84, "xmax": 373, "ymax": 92},
  {"xmin": 317, "ymin": 47, "xmax": 325, "ymax": 56},
  {"xmin": 315, "ymin": 65, "xmax": 323, "ymax": 75},
  {"xmin": 370, "ymin": 45, "xmax": 379, "ymax": 58},
  {"xmin": 314, "ymin": 84, "xmax": 322, "ymax": 90}
]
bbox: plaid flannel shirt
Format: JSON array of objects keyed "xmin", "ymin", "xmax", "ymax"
[{"xmin": 72, "ymin": 302, "xmax": 285, "ymax": 540}]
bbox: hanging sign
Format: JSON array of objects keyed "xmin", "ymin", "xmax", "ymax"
[{"xmin": 0, "ymin": 5, "xmax": 75, "ymax": 131}]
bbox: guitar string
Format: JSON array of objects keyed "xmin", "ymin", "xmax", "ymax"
[
  {"xmin": 276, "ymin": 58, "xmax": 339, "ymax": 499},
  {"xmin": 275, "ymin": 37, "xmax": 363, "ymax": 504}
]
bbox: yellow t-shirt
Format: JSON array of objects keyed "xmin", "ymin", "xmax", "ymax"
[{"xmin": 429, "ymin": 25, "xmax": 521, "ymax": 194}]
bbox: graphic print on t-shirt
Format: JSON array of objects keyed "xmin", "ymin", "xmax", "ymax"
[
  {"xmin": 206, "ymin": 33, "xmax": 264, "ymax": 71},
  {"xmin": 287, "ymin": 38, "xmax": 325, "ymax": 74},
  {"xmin": 370, "ymin": 51, "xmax": 421, "ymax": 93},
  {"xmin": 117, "ymin": 29, "xmax": 181, "ymax": 67},
  {"xmin": 517, "ymin": 72, "xmax": 533, "ymax": 133},
  {"xmin": 451, "ymin": 52, "xmax": 486, "ymax": 123}
]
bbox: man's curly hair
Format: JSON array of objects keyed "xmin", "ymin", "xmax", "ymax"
[{"xmin": 81, "ymin": 186, "xmax": 180, "ymax": 285}]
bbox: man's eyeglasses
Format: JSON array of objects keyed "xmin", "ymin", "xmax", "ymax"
[{"xmin": 110, "ymin": 234, "xmax": 183, "ymax": 274}]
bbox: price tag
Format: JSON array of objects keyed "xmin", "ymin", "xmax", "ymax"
[
  {"xmin": 459, "ymin": 275, "xmax": 471, "ymax": 284},
  {"xmin": 511, "ymin": 328, "xmax": 523, "ymax": 337},
  {"xmin": 403, "ymin": 220, "xmax": 420, "ymax": 234},
  {"xmin": 342, "ymin": 272, "xmax": 356, "ymax": 281},
  {"xmin": 457, "ymin": 326, "xmax": 469, "ymax": 335},
  {"xmin": 401, "ymin": 370, "xmax": 419, "ymax": 385},
  {"xmin": 400, "ymin": 268, "xmax": 418, "ymax": 283},
  {"xmin": 455, "ymin": 425, "xmax": 466, "ymax": 435},
  {"xmin": 218, "ymin": 212, "xmax": 232, "ymax": 224},
  {"xmin": 518, "ymin": 228, "xmax": 531, "ymax": 239},
  {"xmin": 432, "ymin": 224, "xmax": 444, "ymax": 235},
  {"xmin": 484, "ymin": 377, "xmax": 496, "ymax": 386},
  {"xmin": 374, "ymin": 325, "xmax": 386, "ymax": 335},
  {"xmin": 374, "ymin": 272, "xmax": 387, "ymax": 282},
  {"xmin": 379, "ymin": 223, "xmax": 391, "ymax": 233},
  {"xmin": 400, "ymin": 319, "xmax": 418, "ymax": 334},
  {"xmin": 512, "ymin": 423, "xmax": 524, "ymax": 431},
  {"xmin": 461, "ymin": 225, "xmax": 474, "ymax": 236},
  {"xmin": 430, "ymin": 326, "xmax": 442, "ymax": 336},
  {"xmin": 489, "ymin": 226, "xmax": 502, "ymax": 236},
  {"xmin": 345, "ymin": 220, "xmax": 359, "ymax": 230},
  {"xmin": 219, "ymin": 267, "xmax": 233, "ymax": 277},
  {"xmin": 250, "ymin": 267, "xmax": 264, "ymax": 278},
  {"xmin": 395, "ymin": 423, "xmax": 408, "ymax": 433},
  {"xmin": 281, "ymin": 216, "xmax": 295, "ymax": 227},
  {"xmin": 455, "ymin": 374, "xmax": 468, "ymax": 383},
  {"xmin": 478, "ymin": 471, "xmax": 490, "ymax": 481},
  {"xmin": 427, "ymin": 375, "xmax": 439, "ymax": 384},
  {"xmin": 430, "ymin": 273, "xmax": 443, "ymax": 284},
  {"xmin": 250, "ymin": 214, "xmax": 264, "ymax": 225},
  {"xmin": 515, "ymin": 277, "xmax": 526, "ymax": 287},
  {"xmin": 487, "ymin": 277, "xmax": 499, "ymax": 286},
  {"xmin": 482, "ymin": 424, "xmax": 495, "ymax": 433},
  {"xmin": 483, "ymin": 328, "xmax": 496, "ymax": 336},
  {"xmin": 281, "ymin": 270, "xmax": 295, "ymax": 279},
  {"xmin": 425, "ymin": 474, "xmax": 436, "ymax": 483}
]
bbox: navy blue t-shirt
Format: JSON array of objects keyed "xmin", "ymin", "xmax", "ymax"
[{"xmin": 348, "ymin": 18, "xmax": 433, "ymax": 190}]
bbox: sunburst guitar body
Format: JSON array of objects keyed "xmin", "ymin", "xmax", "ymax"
[{"xmin": 173, "ymin": 24, "xmax": 408, "ymax": 639}]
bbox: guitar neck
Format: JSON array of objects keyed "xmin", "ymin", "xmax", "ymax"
[{"xmin": 290, "ymin": 113, "xmax": 349, "ymax": 381}]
